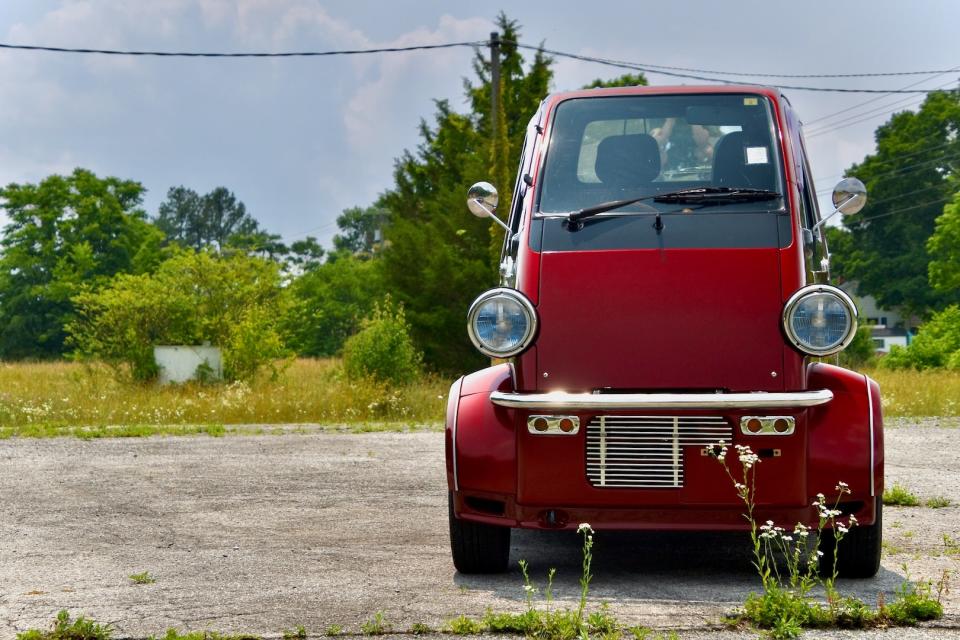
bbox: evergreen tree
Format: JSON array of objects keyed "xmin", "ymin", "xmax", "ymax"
[{"xmin": 378, "ymin": 14, "xmax": 553, "ymax": 372}]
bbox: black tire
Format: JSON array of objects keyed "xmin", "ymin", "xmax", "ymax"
[
  {"xmin": 448, "ymin": 492, "xmax": 511, "ymax": 573},
  {"xmin": 821, "ymin": 497, "xmax": 882, "ymax": 579}
]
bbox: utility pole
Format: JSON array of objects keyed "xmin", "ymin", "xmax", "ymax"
[{"xmin": 490, "ymin": 31, "xmax": 500, "ymax": 137}]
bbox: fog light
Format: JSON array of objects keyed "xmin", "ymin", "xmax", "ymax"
[
  {"xmin": 527, "ymin": 415, "xmax": 580, "ymax": 435},
  {"xmin": 740, "ymin": 416, "xmax": 795, "ymax": 435}
]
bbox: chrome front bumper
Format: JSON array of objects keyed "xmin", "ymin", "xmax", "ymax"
[{"xmin": 489, "ymin": 389, "xmax": 833, "ymax": 410}]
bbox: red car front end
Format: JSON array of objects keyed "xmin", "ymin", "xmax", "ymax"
[{"xmin": 446, "ymin": 85, "xmax": 883, "ymax": 577}]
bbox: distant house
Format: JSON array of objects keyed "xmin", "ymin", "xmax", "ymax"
[{"xmin": 837, "ymin": 282, "xmax": 918, "ymax": 354}]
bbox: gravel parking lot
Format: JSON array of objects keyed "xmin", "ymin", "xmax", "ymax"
[{"xmin": 1, "ymin": 421, "xmax": 958, "ymax": 639}]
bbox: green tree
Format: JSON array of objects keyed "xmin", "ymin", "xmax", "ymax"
[
  {"xmin": 155, "ymin": 185, "xmax": 265, "ymax": 251},
  {"xmin": 927, "ymin": 188, "xmax": 960, "ymax": 293},
  {"xmin": 582, "ymin": 72, "xmax": 648, "ymax": 89},
  {"xmin": 0, "ymin": 168, "xmax": 163, "ymax": 359},
  {"xmin": 332, "ymin": 206, "xmax": 386, "ymax": 255},
  {"xmin": 282, "ymin": 254, "xmax": 386, "ymax": 357},
  {"xmin": 881, "ymin": 305, "xmax": 960, "ymax": 370},
  {"xmin": 829, "ymin": 90, "xmax": 960, "ymax": 315},
  {"xmin": 286, "ymin": 236, "xmax": 326, "ymax": 272},
  {"xmin": 379, "ymin": 14, "xmax": 552, "ymax": 372},
  {"xmin": 69, "ymin": 249, "xmax": 289, "ymax": 381}
]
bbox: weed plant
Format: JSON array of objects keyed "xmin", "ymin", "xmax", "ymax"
[
  {"xmin": 925, "ymin": 495, "xmax": 952, "ymax": 508},
  {"xmin": 359, "ymin": 611, "xmax": 391, "ymax": 636},
  {"xmin": 129, "ymin": 571, "xmax": 156, "ymax": 584},
  {"xmin": 0, "ymin": 358, "xmax": 446, "ymax": 436},
  {"xmin": 281, "ymin": 626, "xmax": 307, "ymax": 640},
  {"xmin": 17, "ymin": 611, "xmax": 111, "ymax": 640},
  {"xmin": 324, "ymin": 624, "xmax": 343, "ymax": 636},
  {"xmin": 711, "ymin": 442, "xmax": 945, "ymax": 638},
  {"xmin": 883, "ymin": 482, "xmax": 921, "ymax": 506}
]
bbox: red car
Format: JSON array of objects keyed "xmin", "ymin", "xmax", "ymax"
[{"xmin": 446, "ymin": 85, "xmax": 882, "ymax": 578}]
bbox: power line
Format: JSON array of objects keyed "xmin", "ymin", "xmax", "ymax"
[
  {"xmin": 511, "ymin": 42, "xmax": 952, "ymax": 93},
  {"xmin": 814, "ymin": 142, "xmax": 960, "ymax": 186},
  {"xmin": 805, "ymin": 94, "xmax": 949, "ymax": 138},
  {"xmin": 512, "ymin": 47, "xmax": 959, "ymax": 79},
  {"xmin": 0, "ymin": 37, "xmax": 953, "ymax": 94},
  {"xmin": 805, "ymin": 95, "xmax": 927, "ymax": 137},
  {"xmin": 850, "ymin": 196, "xmax": 954, "ymax": 226},
  {"xmin": 0, "ymin": 40, "xmax": 487, "ymax": 58},
  {"xmin": 804, "ymin": 69, "xmax": 959, "ymax": 125}
]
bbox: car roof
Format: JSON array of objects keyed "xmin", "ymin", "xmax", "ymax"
[{"xmin": 542, "ymin": 84, "xmax": 785, "ymax": 106}]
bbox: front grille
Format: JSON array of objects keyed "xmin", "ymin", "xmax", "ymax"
[{"xmin": 586, "ymin": 415, "xmax": 732, "ymax": 488}]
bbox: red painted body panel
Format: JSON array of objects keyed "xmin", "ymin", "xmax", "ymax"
[
  {"xmin": 536, "ymin": 248, "xmax": 785, "ymax": 392},
  {"xmin": 447, "ymin": 85, "xmax": 882, "ymax": 534}
]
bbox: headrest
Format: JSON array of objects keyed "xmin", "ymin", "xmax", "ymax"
[
  {"xmin": 712, "ymin": 131, "xmax": 774, "ymax": 188},
  {"xmin": 595, "ymin": 133, "xmax": 661, "ymax": 188}
]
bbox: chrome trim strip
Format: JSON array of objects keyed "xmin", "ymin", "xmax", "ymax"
[
  {"xmin": 866, "ymin": 374, "xmax": 875, "ymax": 498},
  {"xmin": 599, "ymin": 415, "xmax": 607, "ymax": 487},
  {"xmin": 672, "ymin": 417, "xmax": 680, "ymax": 487},
  {"xmin": 491, "ymin": 389, "xmax": 833, "ymax": 410},
  {"xmin": 451, "ymin": 377, "xmax": 463, "ymax": 493}
]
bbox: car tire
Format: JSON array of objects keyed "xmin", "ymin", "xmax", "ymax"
[
  {"xmin": 448, "ymin": 492, "xmax": 511, "ymax": 573},
  {"xmin": 820, "ymin": 496, "xmax": 882, "ymax": 579}
]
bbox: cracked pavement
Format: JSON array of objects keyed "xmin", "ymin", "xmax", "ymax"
[{"xmin": 0, "ymin": 422, "xmax": 958, "ymax": 638}]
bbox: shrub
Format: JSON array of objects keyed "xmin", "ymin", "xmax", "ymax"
[
  {"xmin": 282, "ymin": 254, "xmax": 386, "ymax": 357},
  {"xmin": 838, "ymin": 324, "xmax": 876, "ymax": 368},
  {"xmin": 342, "ymin": 299, "xmax": 422, "ymax": 385},
  {"xmin": 881, "ymin": 305, "xmax": 960, "ymax": 370},
  {"xmin": 69, "ymin": 249, "xmax": 290, "ymax": 382}
]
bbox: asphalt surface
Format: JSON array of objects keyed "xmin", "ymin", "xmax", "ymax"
[{"xmin": 0, "ymin": 421, "xmax": 958, "ymax": 639}]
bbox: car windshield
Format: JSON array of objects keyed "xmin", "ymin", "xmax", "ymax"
[{"xmin": 537, "ymin": 93, "xmax": 785, "ymax": 215}]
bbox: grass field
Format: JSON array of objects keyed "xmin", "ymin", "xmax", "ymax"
[
  {"xmin": 0, "ymin": 360, "xmax": 956, "ymax": 438},
  {"xmin": 0, "ymin": 359, "xmax": 449, "ymax": 437},
  {"xmin": 866, "ymin": 367, "xmax": 960, "ymax": 418}
]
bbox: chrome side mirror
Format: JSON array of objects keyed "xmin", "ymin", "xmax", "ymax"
[
  {"xmin": 467, "ymin": 181, "xmax": 510, "ymax": 233},
  {"xmin": 832, "ymin": 177, "xmax": 867, "ymax": 216},
  {"xmin": 813, "ymin": 177, "xmax": 867, "ymax": 232}
]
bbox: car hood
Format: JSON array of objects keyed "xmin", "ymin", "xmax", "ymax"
[{"xmin": 533, "ymin": 247, "xmax": 786, "ymax": 392}]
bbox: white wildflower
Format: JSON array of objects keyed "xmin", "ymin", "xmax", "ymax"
[{"xmin": 577, "ymin": 523, "xmax": 594, "ymax": 535}]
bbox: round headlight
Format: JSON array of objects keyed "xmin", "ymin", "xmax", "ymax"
[
  {"xmin": 467, "ymin": 288, "xmax": 538, "ymax": 358},
  {"xmin": 782, "ymin": 285, "xmax": 858, "ymax": 357}
]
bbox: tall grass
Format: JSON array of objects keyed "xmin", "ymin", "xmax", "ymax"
[
  {"xmin": 0, "ymin": 360, "xmax": 954, "ymax": 438},
  {"xmin": 0, "ymin": 359, "xmax": 448, "ymax": 435},
  {"xmin": 865, "ymin": 367, "xmax": 960, "ymax": 417}
]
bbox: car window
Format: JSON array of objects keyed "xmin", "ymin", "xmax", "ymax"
[{"xmin": 539, "ymin": 93, "xmax": 784, "ymax": 214}]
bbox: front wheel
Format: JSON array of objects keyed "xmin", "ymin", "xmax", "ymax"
[
  {"xmin": 448, "ymin": 492, "xmax": 510, "ymax": 573},
  {"xmin": 821, "ymin": 497, "xmax": 882, "ymax": 579}
]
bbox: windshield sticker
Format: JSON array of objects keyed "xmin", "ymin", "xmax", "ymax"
[
  {"xmin": 746, "ymin": 146, "xmax": 769, "ymax": 165},
  {"xmin": 743, "ymin": 97, "xmax": 759, "ymax": 106}
]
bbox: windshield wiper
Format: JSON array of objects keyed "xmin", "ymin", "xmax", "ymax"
[
  {"xmin": 653, "ymin": 186, "xmax": 781, "ymax": 205},
  {"xmin": 567, "ymin": 195, "xmax": 657, "ymax": 224}
]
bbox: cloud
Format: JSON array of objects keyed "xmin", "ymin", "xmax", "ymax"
[{"xmin": 343, "ymin": 14, "xmax": 490, "ymax": 152}]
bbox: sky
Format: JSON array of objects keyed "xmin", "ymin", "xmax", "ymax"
[{"xmin": 0, "ymin": 0, "xmax": 957, "ymax": 248}]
